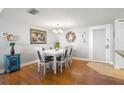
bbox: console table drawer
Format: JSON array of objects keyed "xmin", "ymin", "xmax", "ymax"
[{"xmin": 4, "ymin": 54, "xmax": 20, "ymax": 73}]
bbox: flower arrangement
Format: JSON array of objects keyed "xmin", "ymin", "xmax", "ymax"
[
  {"xmin": 4, "ymin": 33, "xmax": 16, "ymax": 55},
  {"xmin": 1, "ymin": 32, "xmax": 16, "ymax": 55}
]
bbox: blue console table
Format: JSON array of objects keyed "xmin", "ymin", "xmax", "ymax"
[{"xmin": 4, "ymin": 54, "xmax": 20, "ymax": 73}]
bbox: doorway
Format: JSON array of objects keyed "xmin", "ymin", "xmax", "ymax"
[
  {"xmin": 89, "ymin": 24, "xmax": 112, "ymax": 63},
  {"xmin": 93, "ymin": 28, "xmax": 106, "ymax": 62}
]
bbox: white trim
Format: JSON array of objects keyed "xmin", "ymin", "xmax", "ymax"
[
  {"xmin": 88, "ymin": 24, "xmax": 112, "ymax": 63},
  {"xmin": 0, "ymin": 60, "xmax": 37, "ymax": 74},
  {"xmin": 88, "ymin": 28, "xmax": 93, "ymax": 60},
  {"xmin": 72, "ymin": 57, "xmax": 113, "ymax": 65},
  {"xmin": 72, "ymin": 57, "xmax": 90, "ymax": 61},
  {"xmin": 21, "ymin": 60, "xmax": 37, "ymax": 67},
  {"xmin": 119, "ymin": 67, "xmax": 124, "ymax": 69},
  {"xmin": 88, "ymin": 24, "xmax": 109, "ymax": 30},
  {"xmin": 115, "ymin": 18, "xmax": 124, "ymax": 23},
  {"xmin": 114, "ymin": 65, "xmax": 120, "ymax": 69},
  {"xmin": 114, "ymin": 65, "xmax": 124, "ymax": 69},
  {"xmin": 0, "ymin": 69, "xmax": 4, "ymax": 74}
]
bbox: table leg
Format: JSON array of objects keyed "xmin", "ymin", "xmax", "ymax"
[{"xmin": 53, "ymin": 55, "xmax": 56, "ymax": 74}]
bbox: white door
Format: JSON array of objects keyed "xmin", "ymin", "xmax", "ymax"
[
  {"xmin": 93, "ymin": 28, "xmax": 106, "ymax": 62},
  {"xmin": 89, "ymin": 24, "xmax": 112, "ymax": 63}
]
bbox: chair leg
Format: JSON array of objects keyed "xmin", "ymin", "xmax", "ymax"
[
  {"xmin": 38, "ymin": 62, "xmax": 40, "ymax": 72},
  {"xmin": 70, "ymin": 59, "xmax": 72, "ymax": 65},
  {"xmin": 60, "ymin": 63, "xmax": 62, "ymax": 72},
  {"xmin": 43, "ymin": 64, "xmax": 46, "ymax": 75},
  {"xmin": 65, "ymin": 62, "xmax": 67, "ymax": 69},
  {"xmin": 67, "ymin": 60, "xmax": 69, "ymax": 68}
]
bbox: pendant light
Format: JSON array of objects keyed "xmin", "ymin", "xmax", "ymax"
[{"xmin": 52, "ymin": 24, "xmax": 64, "ymax": 34}]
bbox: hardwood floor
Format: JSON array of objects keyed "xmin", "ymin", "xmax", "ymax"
[{"xmin": 0, "ymin": 59, "xmax": 124, "ymax": 85}]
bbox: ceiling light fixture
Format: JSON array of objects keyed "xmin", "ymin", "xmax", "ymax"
[{"xmin": 52, "ymin": 24, "xmax": 64, "ymax": 34}]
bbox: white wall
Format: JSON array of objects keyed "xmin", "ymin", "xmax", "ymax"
[
  {"xmin": 57, "ymin": 25, "xmax": 114, "ymax": 63},
  {"xmin": 57, "ymin": 28, "xmax": 89, "ymax": 58},
  {"xmin": 0, "ymin": 18, "xmax": 58, "ymax": 71},
  {"xmin": 0, "ymin": 17, "xmax": 115, "ymax": 72}
]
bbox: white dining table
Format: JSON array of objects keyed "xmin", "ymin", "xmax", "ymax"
[{"xmin": 43, "ymin": 49, "xmax": 64, "ymax": 74}]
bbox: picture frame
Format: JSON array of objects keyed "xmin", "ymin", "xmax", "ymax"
[{"xmin": 30, "ymin": 29, "xmax": 47, "ymax": 44}]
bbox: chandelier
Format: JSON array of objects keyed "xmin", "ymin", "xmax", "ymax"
[{"xmin": 52, "ymin": 24, "xmax": 64, "ymax": 34}]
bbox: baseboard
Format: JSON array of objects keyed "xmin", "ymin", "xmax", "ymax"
[
  {"xmin": 73, "ymin": 57, "xmax": 114, "ymax": 65},
  {"xmin": 72, "ymin": 57, "xmax": 90, "ymax": 61},
  {"xmin": 114, "ymin": 65, "xmax": 120, "ymax": 69},
  {"xmin": 21, "ymin": 60, "xmax": 37, "ymax": 67},
  {"xmin": 0, "ymin": 60, "xmax": 38, "ymax": 74},
  {"xmin": 119, "ymin": 67, "xmax": 124, "ymax": 69},
  {"xmin": 0, "ymin": 69, "xmax": 4, "ymax": 74},
  {"xmin": 72, "ymin": 57, "xmax": 105, "ymax": 62},
  {"xmin": 114, "ymin": 65, "xmax": 124, "ymax": 69},
  {"xmin": 109, "ymin": 61, "xmax": 114, "ymax": 65}
]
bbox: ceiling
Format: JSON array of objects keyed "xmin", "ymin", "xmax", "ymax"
[{"xmin": 1, "ymin": 8, "xmax": 124, "ymax": 29}]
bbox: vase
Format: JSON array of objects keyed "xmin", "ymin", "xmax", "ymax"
[{"xmin": 10, "ymin": 46, "xmax": 15, "ymax": 55}]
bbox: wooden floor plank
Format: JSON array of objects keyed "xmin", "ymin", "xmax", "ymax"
[{"xmin": 0, "ymin": 59, "xmax": 124, "ymax": 85}]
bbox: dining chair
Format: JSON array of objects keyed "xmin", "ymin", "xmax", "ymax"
[
  {"xmin": 42, "ymin": 47, "xmax": 46, "ymax": 51},
  {"xmin": 41, "ymin": 47, "xmax": 54, "ymax": 59},
  {"xmin": 56, "ymin": 48, "xmax": 68, "ymax": 72},
  {"xmin": 66, "ymin": 46, "xmax": 73, "ymax": 67},
  {"xmin": 48, "ymin": 46, "xmax": 54, "ymax": 50},
  {"xmin": 34, "ymin": 47, "xmax": 54, "ymax": 75}
]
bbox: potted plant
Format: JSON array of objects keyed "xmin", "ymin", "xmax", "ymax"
[{"xmin": 55, "ymin": 42, "xmax": 60, "ymax": 50}]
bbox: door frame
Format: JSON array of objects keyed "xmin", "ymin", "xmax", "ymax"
[{"xmin": 88, "ymin": 24, "xmax": 112, "ymax": 63}]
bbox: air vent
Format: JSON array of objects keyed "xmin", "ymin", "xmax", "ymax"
[{"xmin": 27, "ymin": 8, "xmax": 39, "ymax": 15}]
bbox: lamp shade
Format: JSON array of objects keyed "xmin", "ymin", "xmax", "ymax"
[
  {"xmin": 52, "ymin": 29, "xmax": 58, "ymax": 34},
  {"xmin": 52, "ymin": 24, "xmax": 64, "ymax": 34},
  {"xmin": 58, "ymin": 29, "xmax": 64, "ymax": 34}
]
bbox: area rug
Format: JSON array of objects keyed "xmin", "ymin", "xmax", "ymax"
[{"xmin": 87, "ymin": 62, "xmax": 124, "ymax": 80}]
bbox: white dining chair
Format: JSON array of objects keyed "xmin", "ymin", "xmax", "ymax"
[
  {"xmin": 56, "ymin": 48, "xmax": 68, "ymax": 72},
  {"xmin": 66, "ymin": 46, "xmax": 73, "ymax": 67},
  {"xmin": 48, "ymin": 45, "xmax": 54, "ymax": 50},
  {"xmin": 34, "ymin": 47, "xmax": 54, "ymax": 75},
  {"xmin": 34, "ymin": 47, "xmax": 51, "ymax": 57}
]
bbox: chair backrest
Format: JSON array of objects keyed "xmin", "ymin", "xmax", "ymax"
[
  {"xmin": 48, "ymin": 46, "xmax": 54, "ymax": 50},
  {"xmin": 68, "ymin": 46, "xmax": 73, "ymax": 58},
  {"xmin": 42, "ymin": 47, "xmax": 46, "ymax": 51},
  {"xmin": 47, "ymin": 45, "xmax": 54, "ymax": 50},
  {"xmin": 61, "ymin": 48, "xmax": 68, "ymax": 60},
  {"xmin": 64, "ymin": 48, "xmax": 68, "ymax": 58},
  {"xmin": 34, "ymin": 47, "xmax": 45, "ymax": 63},
  {"xmin": 34, "ymin": 47, "xmax": 42, "ymax": 52}
]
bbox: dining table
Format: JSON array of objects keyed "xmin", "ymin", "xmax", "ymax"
[{"xmin": 43, "ymin": 49, "xmax": 64, "ymax": 74}]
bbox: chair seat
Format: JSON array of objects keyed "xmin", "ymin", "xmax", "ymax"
[
  {"xmin": 45, "ymin": 58, "xmax": 53, "ymax": 63},
  {"xmin": 56, "ymin": 56, "xmax": 66, "ymax": 62},
  {"xmin": 40, "ymin": 56, "xmax": 53, "ymax": 63},
  {"xmin": 56, "ymin": 56, "xmax": 61, "ymax": 61},
  {"xmin": 45, "ymin": 56, "xmax": 53, "ymax": 63},
  {"xmin": 45, "ymin": 56, "xmax": 53, "ymax": 59}
]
